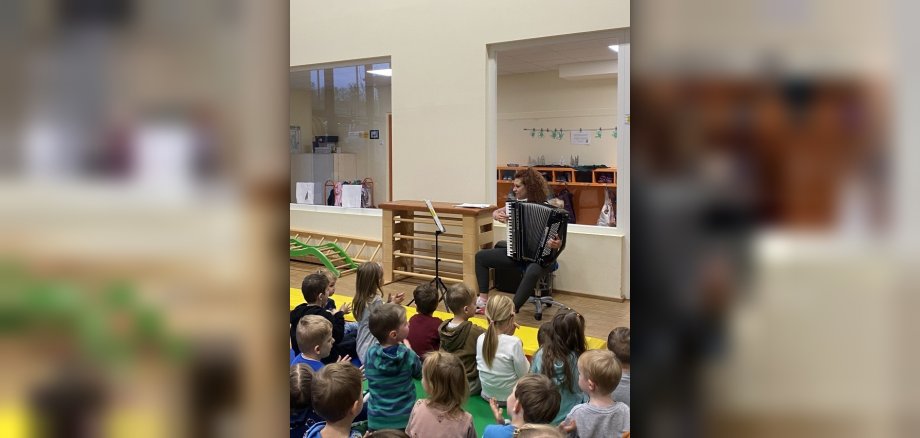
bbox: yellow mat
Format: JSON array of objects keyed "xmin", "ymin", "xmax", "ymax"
[{"xmin": 290, "ymin": 288, "xmax": 606, "ymax": 356}]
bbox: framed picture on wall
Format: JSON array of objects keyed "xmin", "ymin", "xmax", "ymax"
[{"xmin": 369, "ymin": 129, "xmax": 380, "ymax": 139}]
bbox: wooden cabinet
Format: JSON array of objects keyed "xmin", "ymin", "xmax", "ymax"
[{"xmin": 496, "ymin": 166, "xmax": 617, "ymax": 226}]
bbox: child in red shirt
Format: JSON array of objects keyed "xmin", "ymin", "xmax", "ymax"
[{"xmin": 406, "ymin": 284, "xmax": 443, "ymax": 357}]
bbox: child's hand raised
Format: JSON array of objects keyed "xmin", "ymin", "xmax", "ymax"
[
  {"xmin": 489, "ymin": 397, "xmax": 505, "ymax": 425},
  {"xmin": 387, "ymin": 292, "xmax": 406, "ymax": 304},
  {"xmin": 336, "ymin": 355, "xmax": 352, "ymax": 364},
  {"xmin": 339, "ymin": 301, "xmax": 352, "ymax": 314},
  {"xmin": 559, "ymin": 419, "xmax": 577, "ymax": 434},
  {"xmin": 402, "ymin": 338, "xmax": 412, "ymax": 350}
]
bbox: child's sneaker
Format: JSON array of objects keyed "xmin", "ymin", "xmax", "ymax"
[{"xmin": 476, "ymin": 296, "xmax": 488, "ymax": 314}]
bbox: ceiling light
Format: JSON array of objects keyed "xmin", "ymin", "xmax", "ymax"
[
  {"xmin": 367, "ymin": 69, "xmax": 392, "ymax": 77},
  {"xmin": 608, "ymin": 45, "xmax": 619, "ymax": 53}
]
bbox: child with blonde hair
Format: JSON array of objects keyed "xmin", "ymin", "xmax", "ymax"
[
  {"xmin": 560, "ymin": 349, "xmax": 629, "ymax": 438},
  {"xmin": 405, "ymin": 351, "xmax": 476, "ymax": 438},
  {"xmin": 291, "ymin": 315, "xmax": 333, "ymax": 370},
  {"xmin": 353, "ymin": 262, "xmax": 405, "ymax": 363},
  {"xmin": 476, "ymin": 294, "xmax": 530, "ymax": 405}
]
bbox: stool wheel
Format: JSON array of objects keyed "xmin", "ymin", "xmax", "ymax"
[{"xmin": 534, "ymin": 313, "xmax": 542, "ymax": 321}]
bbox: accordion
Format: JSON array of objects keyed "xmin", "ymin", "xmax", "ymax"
[{"xmin": 506, "ymin": 201, "xmax": 568, "ymax": 265}]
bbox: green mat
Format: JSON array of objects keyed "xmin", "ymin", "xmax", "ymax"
[{"xmin": 360, "ymin": 379, "xmax": 508, "ymax": 436}]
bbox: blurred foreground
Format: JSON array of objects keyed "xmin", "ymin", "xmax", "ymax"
[
  {"xmin": 633, "ymin": 0, "xmax": 917, "ymax": 437},
  {"xmin": 0, "ymin": 0, "xmax": 287, "ymax": 437}
]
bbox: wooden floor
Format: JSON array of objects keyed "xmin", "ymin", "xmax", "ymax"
[{"xmin": 290, "ymin": 261, "xmax": 629, "ymax": 340}]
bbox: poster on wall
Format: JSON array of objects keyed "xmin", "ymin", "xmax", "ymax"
[{"xmin": 571, "ymin": 131, "xmax": 591, "ymax": 145}]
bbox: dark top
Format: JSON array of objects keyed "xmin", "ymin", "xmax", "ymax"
[
  {"xmin": 289, "ymin": 303, "xmax": 345, "ymax": 364},
  {"xmin": 406, "ymin": 313, "xmax": 443, "ymax": 357}
]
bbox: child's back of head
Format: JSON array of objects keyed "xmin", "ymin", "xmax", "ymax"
[
  {"xmin": 421, "ymin": 351, "xmax": 468, "ymax": 416},
  {"xmin": 445, "ymin": 283, "xmax": 474, "ymax": 318},
  {"xmin": 577, "ymin": 349, "xmax": 621, "ymax": 395},
  {"xmin": 311, "ymin": 362, "xmax": 363, "ymax": 423},
  {"xmin": 354, "ymin": 262, "xmax": 384, "ymax": 320},
  {"xmin": 301, "ymin": 272, "xmax": 329, "ymax": 304},
  {"xmin": 412, "ymin": 283, "xmax": 439, "ymax": 316},
  {"xmin": 482, "ymin": 294, "xmax": 515, "ymax": 368},
  {"xmin": 296, "ymin": 315, "xmax": 333, "ymax": 358},
  {"xmin": 514, "ymin": 374, "xmax": 561, "ymax": 424},
  {"xmin": 516, "ymin": 424, "xmax": 565, "ymax": 438},
  {"xmin": 369, "ymin": 302, "xmax": 406, "ymax": 344},
  {"xmin": 290, "ymin": 364, "xmax": 313, "ymax": 411},
  {"xmin": 608, "ymin": 326, "xmax": 630, "ymax": 367},
  {"xmin": 538, "ymin": 310, "xmax": 586, "ymax": 393}
]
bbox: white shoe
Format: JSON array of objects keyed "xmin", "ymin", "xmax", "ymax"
[{"xmin": 476, "ymin": 296, "xmax": 487, "ymax": 314}]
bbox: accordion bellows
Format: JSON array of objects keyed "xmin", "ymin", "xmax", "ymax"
[{"xmin": 506, "ymin": 201, "xmax": 568, "ymax": 265}]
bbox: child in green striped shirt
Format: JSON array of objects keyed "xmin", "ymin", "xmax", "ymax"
[{"xmin": 364, "ymin": 303, "xmax": 422, "ymax": 431}]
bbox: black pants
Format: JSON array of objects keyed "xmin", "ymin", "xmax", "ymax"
[{"xmin": 475, "ymin": 246, "xmax": 552, "ymax": 312}]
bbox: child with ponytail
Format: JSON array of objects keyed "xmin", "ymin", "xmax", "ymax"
[{"xmin": 476, "ymin": 294, "xmax": 530, "ymax": 406}]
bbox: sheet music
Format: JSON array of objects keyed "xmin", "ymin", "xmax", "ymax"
[{"xmin": 424, "ymin": 199, "xmax": 446, "ymax": 233}]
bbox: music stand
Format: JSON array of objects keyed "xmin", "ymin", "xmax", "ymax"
[{"xmin": 408, "ymin": 200, "xmax": 448, "ymax": 309}]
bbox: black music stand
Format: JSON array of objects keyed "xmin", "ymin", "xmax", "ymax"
[{"xmin": 407, "ymin": 200, "xmax": 449, "ymax": 309}]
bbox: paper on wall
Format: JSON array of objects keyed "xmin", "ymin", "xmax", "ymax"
[
  {"xmin": 295, "ymin": 182, "xmax": 314, "ymax": 204},
  {"xmin": 341, "ymin": 184, "xmax": 363, "ymax": 208}
]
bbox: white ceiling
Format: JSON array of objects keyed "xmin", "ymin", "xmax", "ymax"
[
  {"xmin": 290, "ymin": 29, "xmax": 628, "ymax": 87},
  {"xmin": 497, "ymin": 33, "xmax": 622, "ymax": 75}
]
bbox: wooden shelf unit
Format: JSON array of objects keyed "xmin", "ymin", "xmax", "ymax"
[
  {"xmin": 496, "ymin": 166, "xmax": 617, "ymax": 226},
  {"xmin": 379, "ymin": 201, "xmax": 498, "ymax": 290}
]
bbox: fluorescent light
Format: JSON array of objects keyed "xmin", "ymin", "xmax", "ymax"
[
  {"xmin": 367, "ymin": 69, "xmax": 392, "ymax": 77},
  {"xmin": 608, "ymin": 45, "xmax": 619, "ymax": 53}
]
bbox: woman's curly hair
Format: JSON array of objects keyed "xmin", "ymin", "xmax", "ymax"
[{"xmin": 514, "ymin": 167, "xmax": 551, "ymax": 202}]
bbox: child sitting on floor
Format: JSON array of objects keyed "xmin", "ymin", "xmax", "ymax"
[
  {"xmin": 290, "ymin": 272, "xmax": 357, "ymax": 364},
  {"xmin": 304, "ymin": 362, "xmax": 366, "ymax": 438},
  {"xmin": 406, "ymin": 283, "xmax": 443, "ymax": 357},
  {"xmin": 291, "ymin": 315, "xmax": 334, "ymax": 370},
  {"xmin": 405, "ymin": 351, "xmax": 476, "ymax": 438},
  {"xmin": 476, "ymin": 295, "xmax": 529, "ymax": 406},
  {"xmin": 364, "ymin": 303, "xmax": 422, "ymax": 431},
  {"xmin": 608, "ymin": 327, "xmax": 630, "ymax": 407},
  {"xmin": 438, "ymin": 283, "xmax": 486, "ymax": 396},
  {"xmin": 483, "ymin": 374, "xmax": 561, "ymax": 438},
  {"xmin": 530, "ymin": 310, "xmax": 587, "ymax": 424},
  {"xmin": 290, "ymin": 364, "xmax": 322, "ymax": 438},
  {"xmin": 316, "ymin": 267, "xmax": 358, "ymax": 336},
  {"xmin": 560, "ymin": 349, "xmax": 630, "ymax": 438},
  {"xmin": 353, "ymin": 262, "xmax": 405, "ymax": 363}
]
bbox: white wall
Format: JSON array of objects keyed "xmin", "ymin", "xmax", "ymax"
[
  {"xmin": 291, "ymin": 0, "xmax": 628, "ymax": 204},
  {"xmin": 290, "ymin": 205, "xmax": 624, "ymax": 298},
  {"xmin": 498, "ymin": 71, "xmax": 617, "ymax": 167}
]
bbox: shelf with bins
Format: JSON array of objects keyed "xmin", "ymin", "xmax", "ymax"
[{"xmin": 496, "ymin": 166, "xmax": 617, "ymax": 226}]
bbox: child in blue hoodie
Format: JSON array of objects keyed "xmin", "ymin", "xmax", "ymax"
[
  {"xmin": 364, "ymin": 303, "xmax": 422, "ymax": 431},
  {"xmin": 304, "ymin": 363, "xmax": 365, "ymax": 438}
]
